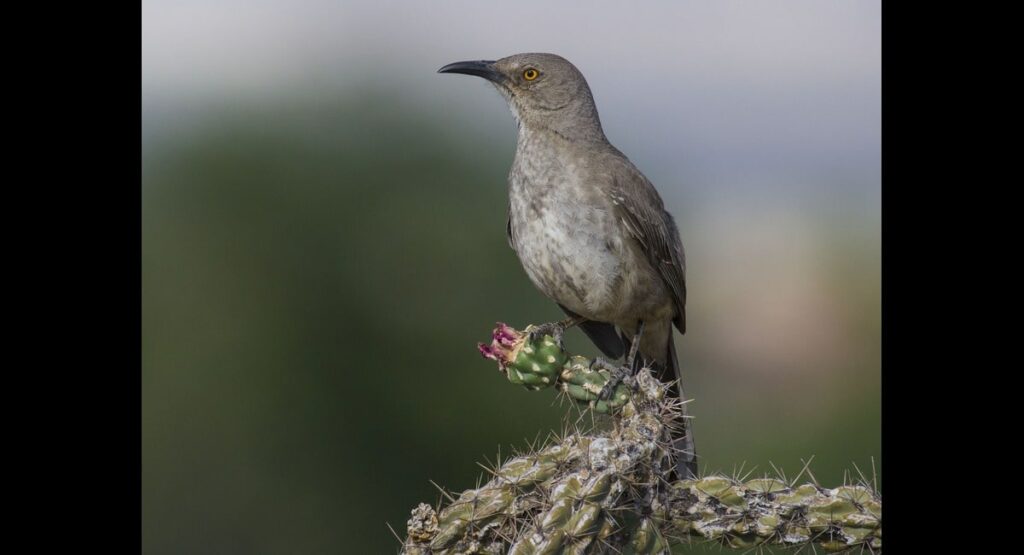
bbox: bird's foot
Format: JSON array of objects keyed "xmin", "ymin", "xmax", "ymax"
[
  {"xmin": 591, "ymin": 357, "xmax": 635, "ymax": 401},
  {"xmin": 528, "ymin": 322, "xmax": 563, "ymax": 348},
  {"xmin": 527, "ymin": 316, "xmax": 584, "ymax": 350}
]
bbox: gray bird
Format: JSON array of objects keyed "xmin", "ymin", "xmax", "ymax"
[{"xmin": 439, "ymin": 53, "xmax": 696, "ymax": 478}]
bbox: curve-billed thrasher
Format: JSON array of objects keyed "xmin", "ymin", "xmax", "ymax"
[{"xmin": 439, "ymin": 53, "xmax": 696, "ymax": 478}]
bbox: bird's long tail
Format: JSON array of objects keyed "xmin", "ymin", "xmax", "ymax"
[
  {"xmin": 664, "ymin": 338, "xmax": 697, "ymax": 478},
  {"xmin": 624, "ymin": 333, "xmax": 697, "ymax": 479}
]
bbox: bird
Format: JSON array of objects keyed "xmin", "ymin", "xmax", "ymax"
[{"xmin": 439, "ymin": 53, "xmax": 696, "ymax": 478}]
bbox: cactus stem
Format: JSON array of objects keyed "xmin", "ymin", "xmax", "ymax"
[{"xmin": 398, "ymin": 326, "xmax": 881, "ymax": 554}]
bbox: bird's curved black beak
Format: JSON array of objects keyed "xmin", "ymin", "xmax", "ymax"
[{"xmin": 438, "ymin": 60, "xmax": 503, "ymax": 84}]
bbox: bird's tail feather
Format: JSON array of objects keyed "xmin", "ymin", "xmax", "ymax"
[
  {"xmin": 666, "ymin": 338, "xmax": 698, "ymax": 479},
  {"xmin": 619, "ymin": 332, "xmax": 698, "ymax": 479}
]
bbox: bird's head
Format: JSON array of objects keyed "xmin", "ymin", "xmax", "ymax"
[{"xmin": 438, "ymin": 53, "xmax": 605, "ymax": 141}]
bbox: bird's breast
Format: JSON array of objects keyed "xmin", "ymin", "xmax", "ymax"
[{"xmin": 508, "ymin": 159, "xmax": 633, "ymax": 320}]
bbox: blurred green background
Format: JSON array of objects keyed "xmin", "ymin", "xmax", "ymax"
[{"xmin": 143, "ymin": 2, "xmax": 879, "ymax": 553}]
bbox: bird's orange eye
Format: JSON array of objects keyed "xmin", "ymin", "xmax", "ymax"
[{"xmin": 523, "ymin": 68, "xmax": 539, "ymax": 81}]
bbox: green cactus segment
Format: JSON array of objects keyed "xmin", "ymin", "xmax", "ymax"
[
  {"xmin": 402, "ymin": 366, "xmax": 881, "ymax": 554},
  {"xmin": 626, "ymin": 518, "xmax": 670, "ymax": 554},
  {"xmin": 504, "ymin": 332, "xmax": 567, "ymax": 391},
  {"xmin": 480, "ymin": 324, "xmax": 633, "ymax": 412},
  {"xmin": 670, "ymin": 477, "xmax": 882, "ymax": 552},
  {"xmin": 559, "ymin": 356, "xmax": 632, "ymax": 413}
]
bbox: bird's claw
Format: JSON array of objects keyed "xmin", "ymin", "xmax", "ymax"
[
  {"xmin": 528, "ymin": 322, "xmax": 566, "ymax": 350},
  {"xmin": 591, "ymin": 357, "xmax": 634, "ymax": 400}
]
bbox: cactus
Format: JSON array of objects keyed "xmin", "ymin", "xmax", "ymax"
[
  {"xmin": 402, "ymin": 324, "xmax": 881, "ymax": 553},
  {"xmin": 478, "ymin": 323, "xmax": 633, "ymax": 413},
  {"xmin": 478, "ymin": 323, "xmax": 568, "ymax": 391}
]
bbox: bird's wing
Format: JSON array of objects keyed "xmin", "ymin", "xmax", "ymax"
[{"xmin": 610, "ymin": 162, "xmax": 687, "ymax": 334}]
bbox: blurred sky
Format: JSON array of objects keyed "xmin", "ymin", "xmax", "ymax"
[
  {"xmin": 143, "ymin": 0, "xmax": 879, "ymax": 198},
  {"xmin": 143, "ymin": 2, "xmax": 880, "ymax": 552}
]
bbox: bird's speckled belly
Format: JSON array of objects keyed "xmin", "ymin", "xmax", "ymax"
[
  {"xmin": 512, "ymin": 199, "xmax": 666, "ymax": 323},
  {"xmin": 517, "ymin": 209, "xmax": 612, "ymax": 315},
  {"xmin": 507, "ymin": 132, "xmax": 674, "ymax": 325}
]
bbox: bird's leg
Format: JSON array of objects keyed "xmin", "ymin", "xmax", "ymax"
[
  {"xmin": 528, "ymin": 315, "xmax": 585, "ymax": 349},
  {"xmin": 597, "ymin": 321, "xmax": 646, "ymax": 400},
  {"xmin": 624, "ymin": 321, "xmax": 645, "ymax": 369}
]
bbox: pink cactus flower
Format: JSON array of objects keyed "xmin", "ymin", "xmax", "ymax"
[{"xmin": 477, "ymin": 322, "xmax": 525, "ymax": 370}]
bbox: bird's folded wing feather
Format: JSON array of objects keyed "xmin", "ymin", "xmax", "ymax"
[{"xmin": 610, "ymin": 165, "xmax": 688, "ymax": 334}]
